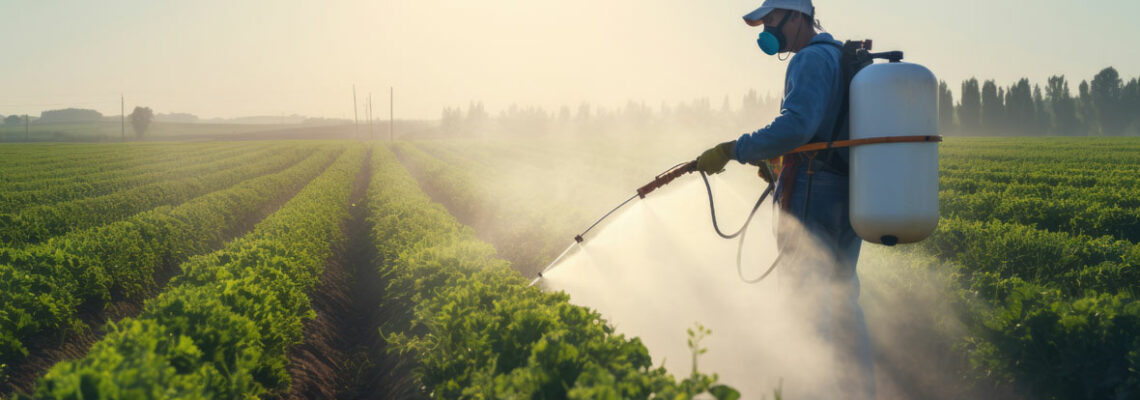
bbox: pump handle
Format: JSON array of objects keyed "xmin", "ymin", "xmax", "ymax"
[{"xmin": 637, "ymin": 161, "xmax": 697, "ymax": 198}]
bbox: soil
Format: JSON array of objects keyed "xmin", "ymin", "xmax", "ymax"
[{"xmin": 273, "ymin": 149, "xmax": 423, "ymax": 400}]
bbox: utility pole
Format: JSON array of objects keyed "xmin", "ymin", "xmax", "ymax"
[
  {"xmin": 353, "ymin": 84, "xmax": 359, "ymax": 139},
  {"xmin": 25, "ymin": 114, "xmax": 29, "ymax": 141},
  {"xmin": 121, "ymin": 94, "xmax": 125, "ymax": 141},
  {"xmin": 389, "ymin": 87, "xmax": 394, "ymax": 142},
  {"xmin": 368, "ymin": 93, "xmax": 374, "ymax": 140}
]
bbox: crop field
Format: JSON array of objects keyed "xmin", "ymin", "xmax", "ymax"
[{"xmin": 0, "ymin": 137, "xmax": 1137, "ymax": 399}]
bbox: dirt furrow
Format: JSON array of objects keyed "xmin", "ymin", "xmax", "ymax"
[{"xmin": 275, "ymin": 148, "xmax": 421, "ymax": 400}]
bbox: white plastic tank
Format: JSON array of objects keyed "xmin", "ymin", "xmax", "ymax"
[{"xmin": 849, "ymin": 61, "xmax": 939, "ymax": 245}]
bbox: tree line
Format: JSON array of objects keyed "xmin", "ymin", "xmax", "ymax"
[
  {"xmin": 441, "ymin": 66, "xmax": 1138, "ymax": 138},
  {"xmin": 2, "ymin": 107, "xmax": 154, "ymax": 138},
  {"xmin": 439, "ymin": 90, "xmax": 782, "ymax": 137},
  {"xmin": 939, "ymin": 67, "xmax": 1139, "ymax": 136}
]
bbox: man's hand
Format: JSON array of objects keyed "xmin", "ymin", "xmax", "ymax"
[{"xmin": 696, "ymin": 141, "xmax": 736, "ymax": 175}]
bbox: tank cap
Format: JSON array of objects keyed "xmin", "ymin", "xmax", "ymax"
[
  {"xmin": 880, "ymin": 235, "xmax": 899, "ymax": 246},
  {"xmin": 870, "ymin": 51, "xmax": 904, "ymax": 63}
]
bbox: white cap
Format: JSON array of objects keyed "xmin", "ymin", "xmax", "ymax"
[{"xmin": 742, "ymin": 0, "xmax": 815, "ymax": 26}]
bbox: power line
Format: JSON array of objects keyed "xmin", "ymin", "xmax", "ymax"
[
  {"xmin": 353, "ymin": 84, "xmax": 359, "ymax": 139},
  {"xmin": 389, "ymin": 87, "xmax": 394, "ymax": 142}
]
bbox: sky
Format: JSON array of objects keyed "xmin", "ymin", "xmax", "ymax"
[{"xmin": 1, "ymin": 0, "xmax": 1136, "ymax": 120}]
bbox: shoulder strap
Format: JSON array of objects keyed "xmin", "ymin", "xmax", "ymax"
[{"xmin": 813, "ymin": 40, "xmax": 876, "ymax": 175}]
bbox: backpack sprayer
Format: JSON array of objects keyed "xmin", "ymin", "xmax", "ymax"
[{"xmin": 535, "ymin": 41, "xmax": 942, "ymax": 283}]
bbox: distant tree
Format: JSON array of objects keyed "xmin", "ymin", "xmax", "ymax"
[
  {"xmin": 39, "ymin": 108, "xmax": 103, "ymax": 123},
  {"xmin": 1123, "ymin": 78, "xmax": 1140, "ymax": 135},
  {"xmin": 3, "ymin": 115, "xmax": 19, "ymax": 126},
  {"xmin": 1005, "ymin": 79, "xmax": 1035, "ymax": 135},
  {"xmin": 558, "ymin": 105, "xmax": 571, "ymax": 122},
  {"xmin": 1046, "ymin": 75, "xmax": 1079, "ymax": 136},
  {"xmin": 740, "ymin": 89, "xmax": 770, "ymax": 129},
  {"xmin": 441, "ymin": 107, "xmax": 463, "ymax": 134},
  {"xmin": 623, "ymin": 100, "xmax": 653, "ymax": 129},
  {"xmin": 499, "ymin": 104, "xmax": 550, "ymax": 135},
  {"xmin": 997, "ymin": 87, "xmax": 1007, "ymax": 133},
  {"xmin": 129, "ymin": 106, "xmax": 154, "ymax": 138},
  {"xmin": 1033, "ymin": 84, "xmax": 1051, "ymax": 135},
  {"xmin": 958, "ymin": 78, "xmax": 981, "ymax": 134},
  {"xmin": 1090, "ymin": 67, "xmax": 1125, "ymax": 135},
  {"xmin": 937, "ymin": 80, "xmax": 956, "ymax": 133},
  {"xmin": 981, "ymin": 80, "xmax": 1003, "ymax": 135},
  {"xmin": 576, "ymin": 103, "xmax": 592, "ymax": 122},
  {"xmin": 1078, "ymin": 80, "xmax": 1096, "ymax": 135}
]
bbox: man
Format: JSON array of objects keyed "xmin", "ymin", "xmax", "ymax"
[{"xmin": 694, "ymin": 0, "xmax": 875, "ymax": 398}]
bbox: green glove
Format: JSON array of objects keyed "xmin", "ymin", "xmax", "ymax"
[{"xmin": 696, "ymin": 141, "xmax": 736, "ymax": 175}]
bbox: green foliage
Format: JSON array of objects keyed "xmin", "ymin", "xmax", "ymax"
[
  {"xmin": 0, "ymin": 145, "xmax": 340, "ymax": 368},
  {"xmin": 918, "ymin": 138, "xmax": 1140, "ymax": 398},
  {"xmin": 129, "ymin": 106, "xmax": 154, "ymax": 138},
  {"xmin": 34, "ymin": 319, "xmax": 209, "ymax": 399},
  {"xmin": 368, "ymin": 144, "xmax": 738, "ymax": 399},
  {"xmin": 29, "ymin": 145, "xmax": 364, "ymax": 398},
  {"xmin": 957, "ymin": 278, "xmax": 1140, "ymax": 399},
  {"xmin": 0, "ymin": 145, "xmax": 316, "ymax": 246},
  {"xmin": 0, "ymin": 143, "xmax": 263, "ymax": 213}
]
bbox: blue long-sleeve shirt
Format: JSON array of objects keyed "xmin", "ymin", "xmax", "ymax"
[{"xmin": 734, "ymin": 33, "xmax": 845, "ymax": 164}]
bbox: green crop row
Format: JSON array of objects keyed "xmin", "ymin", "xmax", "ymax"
[
  {"xmin": 915, "ymin": 217, "xmax": 1139, "ymax": 297},
  {"xmin": 907, "ymin": 213, "xmax": 1140, "ymax": 398},
  {"xmin": 0, "ymin": 143, "xmax": 243, "ymax": 193},
  {"xmin": 0, "ymin": 146, "xmax": 341, "ymax": 364},
  {"xmin": 940, "ymin": 176, "xmax": 1140, "ymax": 211},
  {"xmin": 0, "ymin": 144, "xmax": 131, "ymax": 167},
  {"xmin": 25, "ymin": 145, "xmax": 365, "ymax": 399},
  {"xmin": 368, "ymin": 144, "xmax": 738, "ymax": 399},
  {"xmin": 949, "ymin": 269, "xmax": 1140, "ymax": 399},
  {"xmin": 393, "ymin": 142, "xmax": 587, "ymax": 277},
  {"xmin": 0, "ymin": 146, "xmax": 315, "ymax": 247},
  {"xmin": 940, "ymin": 138, "xmax": 1140, "ymax": 164},
  {"xmin": 0, "ymin": 142, "xmax": 251, "ymax": 194},
  {"xmin": 0, "ymin": 143, "xmax": 231, "ymax": 184},
  {"xmin": 939, "ymin": 188, "xmax": 1140, "ymax": 243},
  {"xmin": 939, "ymin": 165, "xmax": 1140, "ymax": 191},
  {"xmin": 0, "ymin": 144, "xmax": 270, "ymax": 213}
]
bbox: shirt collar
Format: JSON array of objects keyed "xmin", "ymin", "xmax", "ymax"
[{"xmin": 809, "ymin": 32, "xmax": 841, "ymax": 46}]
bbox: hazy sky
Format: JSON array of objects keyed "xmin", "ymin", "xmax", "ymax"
[{"xmin": 2, "ymin": 0, "xmax": 1136, "ymax": 119}]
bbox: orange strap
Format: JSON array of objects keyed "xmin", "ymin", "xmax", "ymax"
[{"xmin": 784, "ymin": 135, "xmax": 942, "ymax": 155}]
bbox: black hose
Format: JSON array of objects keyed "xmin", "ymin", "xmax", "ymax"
[
  {"xmin": 562, "ymin": 165, "xmax": 786, "ymax": 284},
  {"xmin": 699, "ymin": 171, "xmax": 781, "ymax": 283},
  {"xmin": 699, "ymin": 171, "xmax": 771, "ymax": 238}
]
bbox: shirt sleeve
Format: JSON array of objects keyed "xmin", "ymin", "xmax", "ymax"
[{"xmin": 734, "ymin": 48, "xmax": 838, "ymax": 163}]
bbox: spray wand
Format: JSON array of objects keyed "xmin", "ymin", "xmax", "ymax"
[
  {"xmin": 533, "ymin": 160, "xmax": 777, "ymax": 284},
  {"xmin": 532, "ymin": 161, "xmax": 704, "ymax": 284},
  {"xmin": 567, "ymin": 161, "xmax": 699, "ymax": 243}
]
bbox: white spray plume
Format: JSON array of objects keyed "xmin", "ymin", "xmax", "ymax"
[{"xmin": 538, "ymin": 166, "xmax": 874, "ymax": 399}]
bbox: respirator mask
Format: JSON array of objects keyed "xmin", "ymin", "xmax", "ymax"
[{"xmin": 756, "ymin": 11, "xmax": 793, "ymax": 55}]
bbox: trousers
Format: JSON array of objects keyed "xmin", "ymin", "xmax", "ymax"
[{"xmin": 774, "ymin": 163, "xmax": 875, "ymax": 399}]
